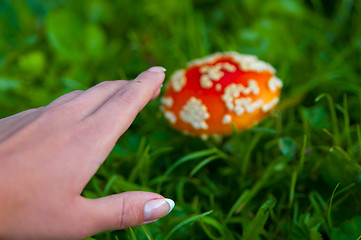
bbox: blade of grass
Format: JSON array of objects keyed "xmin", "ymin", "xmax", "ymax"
[
  {"xmin": 160, "ymin": 148, "xmax": 218, "ymax": 183},
  {"xmin": 309, "ymin": 0, "xmax": 325, "ymax": 14},
  {"xmin": 140, "ymin": 225, "xmax": 154, "ymax": 240},
  {"xmin": 288, "ymin": 134, "xmax": 307, "ymax": 208},
  {"xmin": 299, "ymin": 134, "xmax": 307, "ymax": 172},
  {"xmin": 103, "ymin": 175, "xmax": 118, "ymax": 195},
  {"xmin": 149, "ymin": 146, "xmax": 173, "ymax": 158},
  {"xmin": 129, "ymin": 137, "xmax": 151, "ymax": 183},
  {"xmin": 289, "ymin": 170, "xmax": 298, "ymax": 208},
  {"xmin": 241, "ymin": 200, "xmax": 276, "ymax": 240},
  {"xmin": 241, "ymin": 127, "xmax": 270, "ymax": 176},
  {"xmin": 199, "ymin": 217, "xmax": 225, "ymax": 240},
  {"xmin": 315, "ymin": 93, "xmax": 340, "ymax": 146},
  {"xmin": 330, "ymin": 146, "xmax": 352, "ymax": 162},
  {"xmin": 343, "ymin": 94, "xmax": 352, "ymax": 149},
  {"xmin": 127, "ymin": 227, "xmax": 137, "ymax": 240},
  {"xmin": 357, "ymin": 124, "xmax": 361, "ymax": 157},
  {"xmin": 176, "ymin": 180, "xmax": 185, "ymax": 204},
  {"xmin": 90, "ymin": 178, "xmax": 103, "ymax": 196},
  {"xmin": 225, "ymin": 190, "xmax": 251, "ymax": 222},
  {"xmin": 293, "ymin": 202, "xmax": 299, "ymax": 224},
  {"xmin": 190, "ymin": 155, "xmax": 219, "ymax": 176},
  {"xmin": 111, "ymin": 175, "xmax": 152, "ymax": 192},
  {"xmin": 309, "ymin": 191, "xmax": 326, "ymax": 215},
  {"xmin": 227, "ymin": 157, "xmax": 289, "ymax": 221},
  {"xmin": 163, "ymin": 210, "xmax": 213, "ymax": 240},
  {"xmin": 334, "ymin": 183, "xmax": 355, "ymax": 197},
  {"xmin": 327, "ymin": 183, "xmax": 340, "ymax": 229}
]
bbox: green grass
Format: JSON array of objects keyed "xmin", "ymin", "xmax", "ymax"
[{"xmin": 1, "ymin": 0, "xmax": 361, "ymax": 239}]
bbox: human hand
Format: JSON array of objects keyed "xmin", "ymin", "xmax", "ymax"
[{"xmin": 0, "ymin": 67, "xmax": 174, "ymax": 240}]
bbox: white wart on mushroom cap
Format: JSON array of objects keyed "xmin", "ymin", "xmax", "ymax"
[{"xmin": 161, "ymin": 52, "xmax": 282, "ymax": 137}]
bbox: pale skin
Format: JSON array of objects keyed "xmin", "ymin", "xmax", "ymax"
[{"xmin": 0, "ymin": 67, "xmax": 173, "ymax": 240}]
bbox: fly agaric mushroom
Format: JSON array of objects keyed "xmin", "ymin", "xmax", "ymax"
[{"xmin": 161, "ymin": 52, "xmax": 282, "ymax": 138}]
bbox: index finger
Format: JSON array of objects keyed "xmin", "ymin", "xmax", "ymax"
[
  {"xmin": 65, "ymin": 67, "xmax": 165, "ymax": 187},
  {"xmin": 86, "ymin": 67, "xmax": 165, "ymax": 143}
]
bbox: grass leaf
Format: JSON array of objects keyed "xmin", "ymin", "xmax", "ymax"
[
  {"xmin": 127, "ymin": 227, "xmax": 137, "ymax": 240},
  {"xmin": 163, "ymin": 210, "xmax": 213, "ymax": 240},
  {"xmin": 241, "ymin": 200, "xmax": 276, "ymax": 240}
]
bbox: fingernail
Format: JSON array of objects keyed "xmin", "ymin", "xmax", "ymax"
[
  {"xmin": 147, "ymin": 66, "xmax": 166, "ymax": 73},
  {"xmin": 144, "ymin": 198, "xmax": 175, "ymax": 223}
]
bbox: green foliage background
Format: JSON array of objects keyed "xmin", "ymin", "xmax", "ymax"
[{"xmin": 1, "ymin": 0, "xmax": 361, "ymax": 239}]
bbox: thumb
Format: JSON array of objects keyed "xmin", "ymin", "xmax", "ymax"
[{"xmin": 79, "ymin": 191, "xmax": 175, "ymax": 236}]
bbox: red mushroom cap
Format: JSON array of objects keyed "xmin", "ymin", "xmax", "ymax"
[{"xmin": 161, "ymin": 52, "xmax": 282, "ymax": 138}]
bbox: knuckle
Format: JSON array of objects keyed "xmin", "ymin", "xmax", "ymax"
[
  {"xmin": 135, "ymin": 80, "xmax": 144, "ymax": 84},
  {"xmin": 36, "ymin": 108, "xmax": 60, "ymax": 124},
  {"xmin": 97, "ymin": 80, "xmax": 113, "ymax": 87},
  {"xmin": 39, "ymin": 104, "xmax": 75, "ymax": 124},
  {"xmin": 70, "ymin": 90, "xmax": 83, "ymax": 95},
  {"xmin": 117, "ymin": 94, "xmax": 134, "ymax": 106},
  {"xmin": 98, "ymin": 80, "xmax": 126, "ymax": 88},
  {"xmin": 96, "ymin": 80, "xmax": 127, "ymax": 91},
  {"xmin": 146, "ymin": 70, "xmax": 165, "ymax": 80}
]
